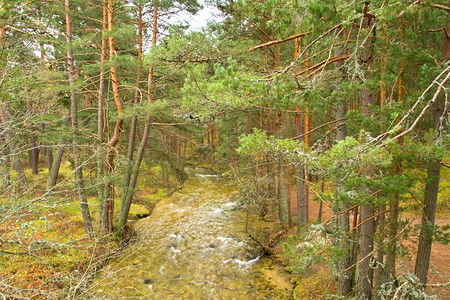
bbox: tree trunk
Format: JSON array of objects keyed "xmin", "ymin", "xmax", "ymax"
[
  {"xmin": 334, "ymin": 96, "xmax": 353, "ymax": 296},
  {"xmin": 286, "ymin": 164, "xmax": 292, "ymax": 228},
  {"xmin": 103, "ymin": 0, "xmax": 124, "ymax": 234},
  {"xmin": 374, "ymin": 203, "xmax": 386, "ymax": 300},
  {"xmin": 119, "ymin": 112, "xmax": 152, "ymax": 235},
  {"xmin": 0, "ymin": 123, "xmax": 11, "ymax": 189},
  {"xmin": 47, "ymin": 146, "xmax": 63, "ymax": 189},
  {"xmin": 276, "ymin": 159, "xmax": 282, "ymax": 223},
  {"xmin": 0, "ymin": 100, "xmax": 27, "ymax": 189},
  {"xmin": 385, "ymin": 179, "xmax": 399, "ymax": 285},
  {"xmin": 294, "ymin": 106, "xmax": 308, "ymax": 231},
  {"xmin": 357, "ymin": 203, "xmax": 375, "ymax": 299},
  {"xmin": 97, "ymin": 0, "xmax": 107, "ymax": 228},
  {"xmin": 121, "ymin": 3, "xmax": 143, "ymax": 228},
  {"xmin": 333, "ymin": 185, "xmax": 353, "ymax": 297},
  {"xmin": 296, "ymin": 166, "xmax": 306, "ymax": 232},
  {"xmin": 30, "ymin": 130, "xmax": 39, "ymax": 175},
  {"xmin": 118, "ymin": 2, "xmax": 158, "ymax": 236},
  {"xmin": 47, "ymin": 147, "xmax": 53, "ymax": 173},
  {"xmin": 357, "ymin": 86, "xmax": 376, "ymax": 299},
  {"xmin": 65, "ymin": 0, "xmax": 93, "ymax": 236},
  {"xmin": 304, "ymin": 108, "xmax": 310, "ymax": 226},
  {"xmin": 414, "ymin": 156, "xmax": 442, "ymax": 284},
  {"xmin": 414, "ymin": 15, "xmax": 449, "ymax": 287},
  {"xmin": 318, "ymin": 179, "xmax": 324, "ymax": 222}
]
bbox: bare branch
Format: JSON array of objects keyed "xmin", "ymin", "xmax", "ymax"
[
  {"xmin": 249, "ymin": 31, "xmax": 313, "ymax": 51},
  {"xmin": 295, "ymin": 55, "xmax": 350, "ymax": 77},
  {"xmin": 392, "ymin": 70, "xmax": 450, "ymax": 141},
  {"xmin": 279, "ymin": 22, "xmax": 344, "ymax": 76}
]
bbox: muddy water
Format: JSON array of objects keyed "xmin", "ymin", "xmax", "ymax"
[{"xmin": 90, "ymin": 168, "xmax": 291, "ymax": 299}]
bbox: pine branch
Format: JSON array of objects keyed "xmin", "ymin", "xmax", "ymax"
[
  {"xmin": 249, "ymin": 31, "xmax": 313, "ymax": 51},
  {"xmin": 294, "ymin": 55, "xmax": 350, "ymax": 77}
]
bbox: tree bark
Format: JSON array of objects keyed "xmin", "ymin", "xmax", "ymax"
[
  {"xmin": 414, "ymin": 15, "xmax": 449, "ymax": 287},
  {"xmin": 279, "ymin": 157, "xmax": 288, "ymax": 225},
  {"xmin": 47, "ymin": 146, "xmax": 53, "ymax": 173},
  {"xmin": 97, "ymin": 0, "xmax": 107, "ymax": 228},
  {"xmin": 118, "ymin": 1, "xmax": 159, "ymax": 236},
  {"xmin": 318, "ymin": 178, "xmax": 325, "ymax": 222},
  {"xmin": 294, "ymin": 106, "xmax": 307, "ymax": 231},
  {"xmin": 0, "ymin": 120, "xmax": 11, "ymax": 189},
  {"xmin": 65, "ymin": 0, "xmax": 93, "ymax": 236},
  {"xmin": 47, "ymin": 146, "xmax": 63, "ymax": 189},
  {"xmin": 286, "ymin": 165, "xmax": 292, "ymax": 228},
  {"xmin": 357, "ymin": 202, "xmax": 375, "ymax": 299},
  {"xmin": 304, "ymin": 108, "xmax": 310, "ymax": 226},
  {"xmin": 30, "ymin": 130, "xmax": 39, "ymax": 175},
  {"xmin": 0, "ymin": 100, "xmax": 27, "ymax": 189},
  {"xmin": 296, "ymin": 166, "xmax": 306, "ymax": 232},
  {"xmin": 122, "ymin": 4, "xmax": 143, "ymax": 200},
  {"xmin": 414, "ymin": 154, "xmax": 442, "ymax": 284},
  {"xmin": 414, "ymin": 83, "xmax": 447, "ymax": 286},
  {"xmin": 103, "ymin": 0, "xmax": 124, "ymax": 234},
  {"xmin": 334, "ymin": 89, "xmax": 353, "ymax": 297},
  {"xmin": 374, "ymin": 203, "xmax": 386, "ymax": 299},
  {"xmin": 357, "ymin": 86, "xmax": 376, "ymax": 299},
  {"xmin": 385, "ymin": 174, "xmax": 399, "ymax": 285}
]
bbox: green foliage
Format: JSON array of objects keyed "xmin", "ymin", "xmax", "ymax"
[
  {"xmin": 319, "ymin": 133, "xmax": 392, "ymax": 177},
  {"xmin": 282, "ymin": 224, "xmax": 330, "ymax": 275},
  {"xmin": 237, "ymin": 129, "xmax": 306, "ymax": 162}
]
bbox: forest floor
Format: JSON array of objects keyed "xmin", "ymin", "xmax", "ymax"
[
  {"xmin": 282, "ymin": 184, "xmax": 449, "ymax": 299},
  {"xmin": 0, "ymin": 161, "xmax": 168, "ymax": 299}
]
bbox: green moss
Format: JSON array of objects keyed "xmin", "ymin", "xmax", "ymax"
[
  {"xmin": 127, "ymin": 203, "xmax": 149, "ymax": 219},
  {"xmin": 292, "ymin": 269, "xmax": 335, "ymax": 300}
]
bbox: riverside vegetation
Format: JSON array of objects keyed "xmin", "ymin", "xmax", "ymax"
[{"xmin": 0, "ymin": 0, "xmax": 449, "ymax": 299}]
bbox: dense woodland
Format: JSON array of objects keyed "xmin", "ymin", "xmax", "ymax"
[{"xmin": 0, "ymin": 0, "xmax": 449, "ymax": 299}]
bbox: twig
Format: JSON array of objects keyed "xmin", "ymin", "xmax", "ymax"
[
  {"xmin": 392, "ymin": 70, "xmax": 450, "ymax": 141},
  {"xmin": 374, "ymin": 66, "xmax": 450, "ymax": 143},
  {"xmin": 295, "ymin": 55, "xmax": 350, "ymax": 77},
  {"xmin": 279, "ymin": 22, "xmax": 344, "ymax": 76},
  {"xmin": 347, "ymin": 209, "xmax": 389, "ymax": 235},
  {"xmin": 249, "ymin": 31, "xmax": 313, "ymax": 51},
  {"xmin": 323, "ymin": 204, "xmax": 360, "ymax": 225},
  {"xmin": 290, "ymin": 117, "xmax": 349, "ymax": 141}
]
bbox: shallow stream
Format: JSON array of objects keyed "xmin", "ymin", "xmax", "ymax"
[{"xmin": 90, "ymin": 168, "xmax": 291, "ymax": 299}]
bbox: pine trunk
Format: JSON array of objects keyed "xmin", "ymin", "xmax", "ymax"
[
  {"xmin": 357, "ymin": 203, "xmax": 375, "ymax": 299},
  {"xmin": 65, "ymin": 0, "xmax": 93, "ymax": 236},
  {"xmin": 30, "ymin": 131, "xmax": 39, "ymax": 175},
  {"xmin": 374, "ymin": 203, "xmax": 386, "ymax": 300},
  {"xmin": 0, "ymin": 122, "xmax": 11, "ymax": 189},
  {"xmin": 120, "ymin": 4, "xmax": 143, "ymax": 230},
  {"xmin": 47, "ymin": 147, "xmax": 53, "ymax": 173},
  {"xmin": 357, "ymin": 86, "xmax": 376, "ymax": 299},
  {"xmin": 414, "ymin": 15, "xmax": 449, "ymax": 287},
  {"xmin": 0, "ymin": 100, "xmax": 27, "ymax": 189},
  {"xmin": 97, "ymin": 0, "xmax": 107, "ymax": 227},
  {"xmin": 103, "ymin": 0, "xmax": 124, "ymax": 234},
  {"xmin": 47, "ymin": 146, "xmax": 63, "ymax": 190},
  {"xmin": 118, "ymin": 2, "xmax": 159, "ymax": 236},
  {"xmin": 334, "ymin": 97, "xmax": 353, "ymax": 296}
]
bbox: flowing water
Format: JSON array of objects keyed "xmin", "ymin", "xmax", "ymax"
[{"xmin": 90, "ymin": 168, "xmax": 291, "ymax": 299}]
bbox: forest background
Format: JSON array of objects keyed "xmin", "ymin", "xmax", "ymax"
[{"xmin": 0, "ymin": 0, "xmax": 448, "ymax": 299}]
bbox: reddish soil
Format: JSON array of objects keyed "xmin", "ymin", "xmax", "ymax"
[
  {"xmin": 287, "ymin": 184, "xmax": 449, "ymax": 299},
  {"xmin": 399, "ymin": 217, "xmax": 450, "ymax": 299},
  {"xmin": 288, "ymin": 184, "xmax": 333, "ymax": 224}
]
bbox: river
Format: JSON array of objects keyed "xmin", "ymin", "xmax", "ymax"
[{"xmin": 90, "ymin": 168, "xmax": 291, "ymax": 299}]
